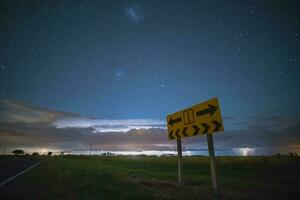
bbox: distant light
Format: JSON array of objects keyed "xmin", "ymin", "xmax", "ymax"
[
  {"xmin": 70, "ymin": 150, "xmax": 205, "ymax": 156},
  {"xmin": 242, "ymin": 148, "xmax": 249, "ymax": 156},
  {"xmin": 41, "ymin": 148, "xmax": 48, "ymax": 155},
  {"xmin": 233, "ymin": 148, "xmax": 255, "ymax": 156}
]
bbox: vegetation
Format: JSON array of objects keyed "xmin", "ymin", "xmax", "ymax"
[
  {"xmin": 1, "ymin": 155, "xmax": 299, "ymax": 199},
  {"xmin": 11, "ymin": 149, "xmax": 24, "ymax": 155},
  {"xmin": 47, "ymin": 151, "xmax": 53, "ymax": 156},
  {"xmin": 31, "ymin": 152, "xmax": 39, "ymax": 156}
]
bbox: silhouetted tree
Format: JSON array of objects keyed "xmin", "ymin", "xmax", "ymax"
[
  {"xmin": 12, "ymin": 149, "xmax": 24, "ymax": 155},
  {"xmin": 276, "ymin": 153, "xmax": 281, "ymax": 158},
  {"xmin": 32, "ymin": 152, "xmax": 39, "ymax": 156},
  {"xmin": 47, "ymin": 151, "xmax": 52, "ymax": 156}
]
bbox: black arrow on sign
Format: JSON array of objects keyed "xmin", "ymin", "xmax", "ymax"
[
  {"xmin": 175, "ymin": 129, "xmax": 181, "ymax": 138},
  {"xmin": 168, "ymin": 117, "xmax": 182, "ymax": 126},
  {"xmin": 202, "ymin": 123, "xmax": 210, "ymax": 134},
  {"xmin": 169, "ymin": 130, "xmax": 174, "ymax": 139},
  {"xmin": 192, "ymin": 125, "xmax": 199, "ymax": 135},
  {"xmin": 196, "ymin": 104, "xmax": 218, "ymax": 117},
  {"xmin": 182, "ymin": 127, "xmax": 188, "ymax": 137},
  {"xmin": 212, "ymin": 120, "xmax": 222, "ymax": 132}
]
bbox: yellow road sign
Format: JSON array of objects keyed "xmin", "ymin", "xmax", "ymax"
[{"xmin": 166, "ymin": 97, "xmax": 224, "ymax": 140}]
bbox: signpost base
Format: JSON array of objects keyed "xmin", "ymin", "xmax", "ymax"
[
  {"xmin": 177, "ymin": 138, "xmax": 182, "ymax": 185},
  {"xmin": 207, "ymin": 133, "xmax": 220, "ymax": 196}
]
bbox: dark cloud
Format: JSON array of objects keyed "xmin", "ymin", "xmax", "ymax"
[
  {"xmin": 0, "ymin": 100, "xmax": 299, "ymax": 155},
  {"xmin": 0, "ymin": 99, "xmax": 78, "ymax": 124}
]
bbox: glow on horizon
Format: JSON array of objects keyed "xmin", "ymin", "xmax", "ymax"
[
  {"xmin": 234, "ymin": 148, "xmax": 255, "ymax": 156},
  {"xmin": 71, "ymin": 150, "xmax": 207, "ymax": 156}
]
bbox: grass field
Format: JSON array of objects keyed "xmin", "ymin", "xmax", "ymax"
[{"xmin": 1, "ymin": 155, "xmax": 300, "ymax": 199}]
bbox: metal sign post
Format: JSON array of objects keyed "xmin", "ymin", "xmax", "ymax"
[
  {"xmin": 207, "ymin": 133, "xmax": 219, "ymax": 196},
  {"xmin": 177, "ymin": 138, "xmax": 182, "ymax": 185}
]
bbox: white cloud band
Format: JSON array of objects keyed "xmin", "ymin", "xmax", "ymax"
[{"xmin": 53, "ymin": 118, "xmax": 166, "ymax": 132}]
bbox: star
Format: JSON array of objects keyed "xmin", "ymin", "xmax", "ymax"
[{"xmin": 160, "ymin": 83, "xmax": 166, "ymax": 88}]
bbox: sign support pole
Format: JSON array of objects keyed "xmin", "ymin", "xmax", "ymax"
[
  {"xmin": 207, "ymin": 133, "xmax": 219, "ymax": 196},
  {"xmin": 177, "ymin": 138, "xmax": 182, "ymax": 185}
]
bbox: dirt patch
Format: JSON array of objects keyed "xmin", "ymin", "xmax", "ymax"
[{"xmin": 127, "ymin": 177, "xmax": 265, "ymax": 200}]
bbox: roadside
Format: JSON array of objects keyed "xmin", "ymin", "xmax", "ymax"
[{"xmin": 0, "ymin": 155, "xmax": 47, "ymax": 185}]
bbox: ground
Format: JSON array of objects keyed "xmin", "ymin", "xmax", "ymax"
[
  {"xmin": 0, "ymin": 155, "xmax": 45, "ymax": 183},
  {"xmin": 0, "ymin": 155, "xmax": 299, "ymax": 199}
]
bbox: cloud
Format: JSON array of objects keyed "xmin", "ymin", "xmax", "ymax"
[
  {"xmin": 0, "ymin": 100, "xmax": 299, "ymax": 155},
  {"xmin": 211, "ymin": 114, "xmax": 300, "ymax": 154},
  {"xmin": 54, "ymin": 118, "xmax": 166, "ymax": 132},
  {"xmin": 0, "ymin": 100, "xmax": 168, "ymax": 153},
  {"xmin": 0, "ymin": 99, "xmax": 165, "ymax": 133},
  {"xmin": 0, "ymin": 99, "xmax": 78, "ymax": 124}
]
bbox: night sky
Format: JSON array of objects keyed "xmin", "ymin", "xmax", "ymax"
[{"xmin": 0, "ymin": 0, "xmax": 299, "ymax": 155}]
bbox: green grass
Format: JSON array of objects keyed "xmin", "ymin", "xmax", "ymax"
[{"xmin": 2, "ymin": 155, "xmax": 300, "ymax": 199}]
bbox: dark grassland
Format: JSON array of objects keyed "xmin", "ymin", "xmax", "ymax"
[{"xmin": 1, "ymin": 155, "xmax": 299, "ymax": 199}]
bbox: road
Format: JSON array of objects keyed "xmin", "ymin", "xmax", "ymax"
[{"xmin": 0, "ymin": 155, "xmax": 45, "ymax": 184}]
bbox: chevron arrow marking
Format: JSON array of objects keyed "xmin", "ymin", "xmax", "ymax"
[
  {"xmin": 192, "ymin": 125, "xmax": 199, "ymax": 135},
  {"xmin": 169, "ymin": 130, "xmax": 174, "ymax": 139},
  {"xmin": 212, "ymin": 120, "xmax": 222, "ymax": 132},
  {"xmin": 182, "ymin": 127, "xmax": 188, "ymax": 137},
  {"xmin": 175, "ymin": 129, "xmax": 181, "ymax": 138},
  {"xmin": 202, "ymin": 123, "xmax": 210, "ymax": 134}
]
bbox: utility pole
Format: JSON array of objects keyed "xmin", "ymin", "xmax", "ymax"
[{"xmin": 89, "ymin": 143, "xmax": 92, "ymax": 156}]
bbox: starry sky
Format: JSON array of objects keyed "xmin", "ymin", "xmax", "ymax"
[{"xmin": 0, "ymin": 0, "xmax": 299, "ymax": 155}]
